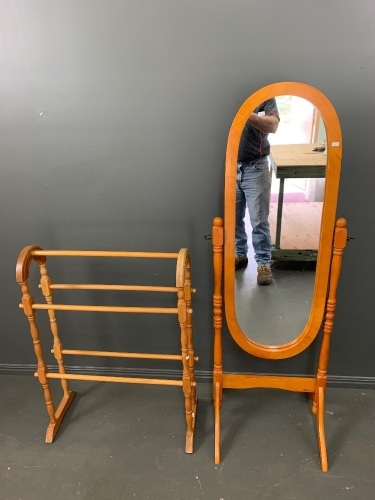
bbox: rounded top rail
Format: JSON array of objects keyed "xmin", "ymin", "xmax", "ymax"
[{"xmin": 16, "ymin": 246, "xmax": 191, "ymax": 286}]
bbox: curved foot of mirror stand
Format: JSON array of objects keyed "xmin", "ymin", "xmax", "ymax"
[
  {"xmin": 317, "ymin": 386, "xmax": 328, "ymax": 472},
  {"xmin": 214, "ymin": 382, "xmax": 221, "ymax": 464},
  {"xmin": 45, "ymin": 390, "xmax": 76, "ymax": 443}
]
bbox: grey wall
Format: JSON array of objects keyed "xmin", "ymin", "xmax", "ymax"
[{"xmin": 1, "ymin": 1, "xmax": 374, "ymax": 385}]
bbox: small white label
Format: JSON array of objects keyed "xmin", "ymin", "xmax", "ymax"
[
  {"xmin": 258, "ymin": 111, "xmax": 265, "ymax": 116},
  {"xmin": 331, "ymin": 141, "xmax": 340, "ymax": 147}
]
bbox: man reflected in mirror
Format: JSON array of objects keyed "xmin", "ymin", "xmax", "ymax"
[{"xmin": 235, "ymin": 99, "xmax": 280, "ymax": 285}]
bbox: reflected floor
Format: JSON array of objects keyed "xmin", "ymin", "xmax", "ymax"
[{"xmin": 235, "ymin": 254, "xmax": 315, "ymax": 346}]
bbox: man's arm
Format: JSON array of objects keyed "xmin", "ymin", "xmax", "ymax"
[{"xmin": 248, "ymin": 113, "xmax": 279, "ymax": 134}]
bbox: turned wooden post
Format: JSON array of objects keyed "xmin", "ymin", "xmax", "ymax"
[
  {"xmin": 16, "ymin": 247, "xmax": 57, "ymax": 428},
  {"xmin": 176, "ymin": 249, "xmax": 196, "ymax": 453},
  {"xmin": 212, "ymin": 217, "xmax": 224, "ymax": 464},
  {"xmin": 38, "ymin": 261, "xmax": 70, "ymax": 398},
  {"xmin": 313, "ymin": 218, "xmax": 348, "ymax": 471}
]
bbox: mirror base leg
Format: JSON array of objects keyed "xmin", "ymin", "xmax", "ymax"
[
  {"xmin": 317, "ymin": 386, "xmax": 328, "ymax": 472},
  {"xmin": 214, "ymin": 381, "xmax": 221, "ymax": 464}
]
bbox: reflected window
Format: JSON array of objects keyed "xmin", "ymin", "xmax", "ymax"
[{"xmin": 270, "ymin": 96, "xmax": 325, "ymax": 146}]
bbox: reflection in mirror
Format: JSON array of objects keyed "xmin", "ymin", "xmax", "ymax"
[{"xmin": 235, "ymin": 95, "xmax": 326, "ymax": 345}]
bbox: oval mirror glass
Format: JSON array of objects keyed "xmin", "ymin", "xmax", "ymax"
[
  {"xmin": 224, "ymin": 82, "xmax": 342, "ymax": 359},
  {"xmin": 235, "ymin": 95, "xmax": 326, "ymax": 345}
]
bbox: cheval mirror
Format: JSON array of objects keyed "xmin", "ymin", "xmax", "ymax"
[{"xmin": 212, "ymin": 82, "xmax": 347, "ymax": 472}]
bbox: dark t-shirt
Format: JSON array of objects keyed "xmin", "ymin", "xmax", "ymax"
[{"xmin": 238, "ymin": 98, "xmax": 279, "ymax": 163}]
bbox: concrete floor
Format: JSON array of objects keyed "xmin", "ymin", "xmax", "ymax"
[{"xmin": 1, "ymin": 375, "xmax": 374, "ymax": 499}]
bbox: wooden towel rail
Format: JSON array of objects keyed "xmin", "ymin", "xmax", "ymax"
[{"xmin": 16, "ymin": 246, "xmax": 198, "ymax": 453}]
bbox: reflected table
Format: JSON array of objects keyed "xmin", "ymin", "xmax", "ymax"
[{"xmin": 270, "ymin": 143, "xmax": 326, "ymax": 261}]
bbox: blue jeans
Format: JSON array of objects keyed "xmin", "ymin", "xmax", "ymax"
[{"xmin": 235, "ymin": 157, "xmax": 272, "ymax": 266}]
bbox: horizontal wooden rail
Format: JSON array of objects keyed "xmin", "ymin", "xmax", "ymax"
[
  {"xmin": 32, "ymin": 250, "xmax": 179, "ymax": 259},
  {"xmin": 46, "ymin": 284, "xmax": 179, "ymax": 292},
  {"xmin": 223, "ymin": 374, "xmax": 316, "ymax": 392},
  {"xmin": 20, "ymin": 304, "xmax": 191, "ymax": 314},
  {"xmin": 54, "ymin": 348, "xmax": 199, "ymax": 361},
  {"xmin": 38, "ymin": 372, "xmax": 191, "ymax": 386}
]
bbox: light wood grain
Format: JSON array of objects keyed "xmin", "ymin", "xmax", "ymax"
[
  {"xmin": 16, "ymin": 246, "xmax": 197, "ymax": 453},
  {"xmin": 212, "ymin": 82, "xmax": 347, "ymax": 472},
  {"xmin": 271, "ymin": 143, "xmax": 326, "ymax": 167}
]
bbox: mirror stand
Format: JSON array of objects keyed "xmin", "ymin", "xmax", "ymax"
[{"xmin": 212, "ymin": 216, "xmax": 347, "ymax": 472}]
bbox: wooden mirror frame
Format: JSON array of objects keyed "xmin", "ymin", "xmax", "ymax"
[
  {"xmin": 212, "ymin": 81, "xmax": 348, "ymax": 470},
  {"xmin": 224, "ymin": 82, "xmax": 342, "ymax": 359}
]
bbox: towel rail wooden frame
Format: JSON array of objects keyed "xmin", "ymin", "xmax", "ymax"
[{"xmin": 16, "ymin": 246, "xmax": 198, "ymax": 453}]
